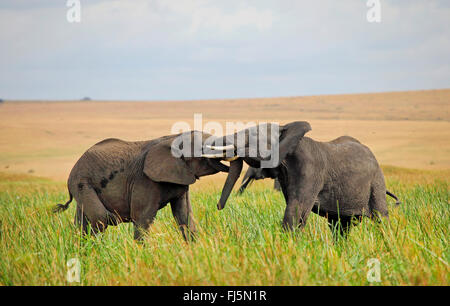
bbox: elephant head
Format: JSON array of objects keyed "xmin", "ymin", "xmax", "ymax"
[
  {"xmin": 143, "ymin": 131, "xmax": 232, "ymax": 186},
  {"xmin": 202, "ymin": 121, "xmax": 311, "ymax": 209}
]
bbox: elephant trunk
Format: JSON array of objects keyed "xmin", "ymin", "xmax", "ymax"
[
  {"xmin": 201, "ymin": 136, "xmax": 244, "ymax": 209},
  {"xmin": 217, "ymin": 159, "xmax": 243, "ymax": 210}
]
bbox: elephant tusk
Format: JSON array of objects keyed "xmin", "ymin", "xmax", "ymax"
[
  {"xmin": 202, "ymin": 153, "xmax": 225, "ymax": 158},
  {"xmin": 202, "ymin": 153, "xmax": 240, "ymax": 161},
  {"xmin": 206, "ymin": 144, "xmax": 235, "ymax": 151}
]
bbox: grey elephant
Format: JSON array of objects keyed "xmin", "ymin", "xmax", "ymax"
[
  {"xmin": 238, "ymin": 167, "xmax": 281, "ymax": 194},
  {"xmin": 53, "ymin": 131, "xmax": 239, "ymax": 241},
  {"xmin": 205, "ymin": 121, "xmax": 400, "ymax": 238}
]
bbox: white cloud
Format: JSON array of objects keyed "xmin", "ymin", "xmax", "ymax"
[
  {"xmin": 0, "ymin": 0, "xmax": 449, "ymax": 99},
  {"xmin": 189, "ymin": 4, "xmax": 273, "ymax": 34}
]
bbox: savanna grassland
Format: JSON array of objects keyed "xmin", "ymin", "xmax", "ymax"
[{"xmin": 0, "ymin": 89, "xmax": 449, "ymax": 285}]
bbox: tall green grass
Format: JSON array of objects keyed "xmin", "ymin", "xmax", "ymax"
[{"xmin": 0, "ymin": 170, "xmax": 448, "ymax": 285}]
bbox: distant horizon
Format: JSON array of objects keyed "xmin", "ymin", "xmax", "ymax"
[{"xmin": 1, "ymin": 87, "xmax": 449, "ymax": 103}]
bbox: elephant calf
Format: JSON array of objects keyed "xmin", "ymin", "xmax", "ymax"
[
  {"xmin": 53, "ymin": 131, "xmax": 236, "ymax": 241},
  {"xmin": 238, "ymin": 167, "xmax": 281, "ymax": 194}
]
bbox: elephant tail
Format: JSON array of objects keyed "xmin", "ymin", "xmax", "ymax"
[
  {"xmin": 52, "ymin": 192, "xmax": 73, "ymax": 213},
  {"xmin": 386, "ymin": 190, "xmax": 401, "ymax": 206}
]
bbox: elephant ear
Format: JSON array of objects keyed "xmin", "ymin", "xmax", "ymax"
[
  {"xmin": 278, "ymin": 121, "xmax": 311, "ymax": 162},
  {"xmin": 143, "ymin": 139, "xmax": 196, "ymax": 185}
]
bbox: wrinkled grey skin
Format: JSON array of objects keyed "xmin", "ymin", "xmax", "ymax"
[
  {"xmin": 238, "ymin": 167, "xmax": 281, "ymax": 194},
  {"xmin": 239, "ymin": 167, "xmax": 399, "ymax": 210},
  {"xmin": 53, "ymin": 131, "xmax": 232, "ymax": 241},
  {"xmin": 211, "ymin": 121, "xmax": 400, "ymax": 238}
]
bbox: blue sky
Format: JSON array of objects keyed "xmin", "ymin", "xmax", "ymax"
[{"xmin": 0, "ymin": 0, "xmax": 449, "ymax": 100}]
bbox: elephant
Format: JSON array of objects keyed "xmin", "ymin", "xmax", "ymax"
[
  {"xmin": 204, "ymin": 121, "xmax": 400, "ymax": 238},
  {"xmin": 53, "ymin": 131, "xmax": 239, "ymax": 241},
  {"xmin": 238, "ymin": 167, "xmax": 281, "ymax": 194}
]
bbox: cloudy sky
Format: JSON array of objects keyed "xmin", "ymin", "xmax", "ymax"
[{"xmin": 0, "ymin": 0, "xmax": 449, "ymax": 100}]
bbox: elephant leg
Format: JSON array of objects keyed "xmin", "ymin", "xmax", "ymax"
[
  {"xmin": 130, "ymin": 189, "xmax": 159, "ymax": 241},
  {"xmin": 283, "ymin": 199, "xmax": 316, "ymax": 231},
  {"xmin": 131, "ymin": 205, "xmax": 158, "ymax": 241},
  {"xmin": 369, "ymin": 174, "xmax": 389, "ymax": 222},
  {"xmin": 74, "ymin": 186, "xmax": 112, "ymax": 235},
  {"xmin": 327, "ymin": 215, "xmax": 355, "ymax": 241},
  {"xmin": 282, "ymin": 176, "xmax": 321, "ymax": 231},
  {"xmin": 274, "ymin": 178, "xmax": 281, "ymax": 191},
  {"xmin": 133, "ymin": 215, "xmax": 158, "ymax": 241},
  {"xmin": 170, "ymin": 191, "xmax": 197, "ymax": 242},
  {"xmin": 282, "ymin": 192, "xmax": 320, "ymax": 231}
]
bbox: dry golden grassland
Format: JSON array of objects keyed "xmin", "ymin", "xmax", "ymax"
[{"xmin": 0, "ymin": 89, "xmax": 449, "ymax": 180}]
